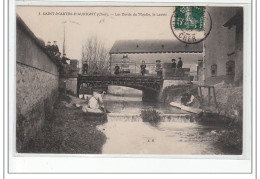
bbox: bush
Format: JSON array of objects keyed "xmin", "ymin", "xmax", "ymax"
[
  {"xmin": 195, "ymin": 112, "xmax": 243, "ymax": 154},
  {"xmin": 216, "ymin": 120, "xmax": 242, "ymax": 154},
  {"xmin": 141, "ymin": 109, "xmax": 161, "ymax": 126},
  {"xmin": 160, "ymin": 85, "xmax": 198, "ymax": 103}
]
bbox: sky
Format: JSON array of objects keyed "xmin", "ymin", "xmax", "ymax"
[{"xmin": 16, "ymin": 6, "xmax": 179, "ymax": 60}]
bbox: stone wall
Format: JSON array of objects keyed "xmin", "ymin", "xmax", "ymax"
[
  {"xmin": 200, "ymin": 83, "xmax": 243, "ymax": 120},
  {"xmin": 204, "ymin": 75, "xmax": 234, "ymax": 85},
  {"xmin": 59, "ymin": 77, "xmax": 77, "ymax": 96},
  {"xmin": 204, "ymin": 7, "xmax": 241, "ymax": 85},
  {"xmin": 16, "ymin": 15, "xmax": 59, "ymax": 152}
]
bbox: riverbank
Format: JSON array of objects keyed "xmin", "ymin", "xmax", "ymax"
[
  {"xmin": 20, "ymin": 94, "xmax": 107, "ymax": 153},
  {"xmin": 161, "ymin": 82, "xmax": 243, "ymax": 154}
]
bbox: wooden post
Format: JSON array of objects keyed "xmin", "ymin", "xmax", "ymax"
[
  {"xmin": 208, "ymin": 87, "xmax": 211, "ymax": 105},
  {"xmin": 213, "ymin": 87, "xmax": 218, "ymax": 108},
  {"xmin": 109, "ymin": 54, "xmax": 112, "ymax": 74},
  {"xmin": 199, "ymin": 86, "xmax": 203, "ymax": 103},
  {"xmin": 64, "ymin": 80, "xmax": 67, "ymax": 96},
  {"xmin": 77, "ymin": 80, "xmax": 80, "ymax": 97},
  {"xmin": 82, "ymin": 84, "xmax": 85, "ymax": 100}
]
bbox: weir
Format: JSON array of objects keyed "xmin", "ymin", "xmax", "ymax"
[{"xmin": 107, "ymin": 113, "xmax": 192, "ymax": 123}]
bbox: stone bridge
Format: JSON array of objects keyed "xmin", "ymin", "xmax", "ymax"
[{"xmin": 77, "ymin": 74, "xmax": 163, "ymax": 101}]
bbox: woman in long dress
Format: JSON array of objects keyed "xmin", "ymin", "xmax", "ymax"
[{"xmin": 82, "ymin": 91, "xmax": 106, "ymax": 113}]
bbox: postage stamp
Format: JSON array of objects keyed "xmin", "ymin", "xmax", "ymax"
[{"xmin": 171, "ymin": 6, "xmax": 212, "ymax": 44}]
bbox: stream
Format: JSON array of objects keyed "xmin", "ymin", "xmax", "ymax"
[{"xmin": 96, "ymin": 95, "xmax": 224, "ymax": 154}]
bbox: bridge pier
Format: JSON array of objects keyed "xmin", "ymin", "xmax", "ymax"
[{"xmin": 142, "ymin": 89, "xmax": 160, "ymax": 102}]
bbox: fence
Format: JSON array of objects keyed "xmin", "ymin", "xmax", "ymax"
[
  {"xmin": 81, "ymin": 61, "xmax": 192, "ymax": 80},
  {"xmin": 82, "ymin": 61, "xmax": 158, "ymax": 75}
]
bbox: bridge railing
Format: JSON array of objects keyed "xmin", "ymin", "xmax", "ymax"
[
  {"xmin": 109, "ymin": 62, "xmax": 158, "ymax": 75},
  {"xmin": 77, "ymin": 74, "xmax": 163, "ymax": 96},
  {"xmin": 81, "ymin": 61, "xmax": 192, "ymax": 80}
]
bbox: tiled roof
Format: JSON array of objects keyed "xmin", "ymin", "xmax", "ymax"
[{"xmin": 110, "ymin": 39, "xmax": 203, "ymax": 54}]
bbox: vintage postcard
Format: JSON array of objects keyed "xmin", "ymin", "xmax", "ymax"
[{"xmin": 15, "ymin": 5, "xmax": 247, "ymax": 158}]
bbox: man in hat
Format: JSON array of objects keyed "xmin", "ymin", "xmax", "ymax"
[
  {"xmin": 83, "ymin": 62, "xmax": 88, "ymax": 74},
  {"xmin": 51, "ymin": 41, "xmax": 59, "ymax": 56},
  {"xmin": 171, "ymin": 59, "xmax": 177, "ymax": 68},
  {"xmin": 61, "ymin": 53, "xmax": 68, "ymax": 64},
  {"xmin": 140, "ymin": 60, "xmax": 146, "ymax": 76},
  {"xmin": 54, "ymin": 52, "xmax": 61, "ymax": 62},
  {"xmin": 177, "ymin": 57, "xmax": 183, "ymax": 69},
  {"xmin": 46, "ymin": 41, "xmax": 52, "ymax": 54},
  {"xmin": 155, "ymin": 60, "xmax": 162, "ymax": 77}
]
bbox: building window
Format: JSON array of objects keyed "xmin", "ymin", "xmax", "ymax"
[
  {"xmin": 211, "ymin": 64, "xmax": 217, "ymax": 77},
  {"xmin": 226, "ymin": 60, "xmax": 235, "ymax": 75}
]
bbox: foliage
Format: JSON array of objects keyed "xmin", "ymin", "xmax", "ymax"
[
  {"xmin": 216, "ymin": 120, "xmax": 242, "ymax": 154},
  {"xmin": 160, "ymin": 84, "xmax": 198, "ymax": 103},
  {"xmin": 18, "ymin": 94, "xmax": 107, "ymax": 153},
  {"xmin": 141, "ymin": 109, "xmax": 161, "ymax": 126},
  {"xmin": 195, "ymin": 112, "xmax": 242, "ymax": 154},
  {"xmin": 81, "ymin": 36, "xmax": 110, "ymax": 74}
]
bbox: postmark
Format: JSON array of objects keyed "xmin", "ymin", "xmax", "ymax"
[{"xmin": 170, "ymin": 6, "xmax": 212, "ymax": 44}]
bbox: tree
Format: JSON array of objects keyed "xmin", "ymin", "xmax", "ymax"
[{"xmin": 81, "ymin": 36, "xmax": 109, "ymax": 74}]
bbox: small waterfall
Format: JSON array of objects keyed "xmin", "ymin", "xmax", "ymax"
[
  {"xmin": 107, "ymin": 113, "xmax": 192, "ymax": 123},
  {"xmin": 107, "ymin": 113, "xmax": 142, "ymax": 122},
  {"xmin": 159, "ymin": 114, "xmax": 192, "ymax": 123}
]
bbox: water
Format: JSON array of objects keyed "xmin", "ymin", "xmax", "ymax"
[
  {"xmin": 97, "ymin": 95, "xmax": 223, "ymax": 154},
  {"xmin": 103, "ymin": 95, "xmax": 188, "ymax": 114}
]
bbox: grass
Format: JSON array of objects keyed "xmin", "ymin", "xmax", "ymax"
[
  {"xmin": 19, "ymin": 94, "xmax": 107, "ymax": 153},
  {"xmin": 194, "ymin": 112, "xmax": 242, "ymax": 154},
  {"xmin": 215, "ymin": 120, "xmax": 242, "ymax": 154}
]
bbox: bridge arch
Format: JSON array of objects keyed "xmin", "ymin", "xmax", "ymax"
[{"xmin": 77, "ymin": 75, "xmax": 163, "ymax": 101}]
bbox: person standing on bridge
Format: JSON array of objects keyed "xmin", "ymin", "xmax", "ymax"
[
  {"xmin": 83, "ymin": 63, "xmax": 88, "ymax": 74},
  {"xmin": 171, "ymin": 59, "xmax": 177, "ymax": 76},
  {"xmin": 114, "ymin": 64, "xmax": 120, "ymax": 75},
  {"xmin": 171, "ymin": 59, "xmax": 177, "ymax": 68},
  {"xmin": 140, "ymin": 60, "xmax": 146, "ymax": 76},
  {"xmin": 155, "ymin": 60, "xmax": 162, "ymax": 77},
  {"xmin": 177, "ymin": 57, "xmax": 183, "ymax": 69}
]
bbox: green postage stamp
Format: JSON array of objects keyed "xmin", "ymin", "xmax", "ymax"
[
  {"xmin": 174, "ymin": 6, "xmax": 205, "ymax": 31},
  {"xmin": 171, "ymin": 6, "xmax": 212, "ymax": 44}
]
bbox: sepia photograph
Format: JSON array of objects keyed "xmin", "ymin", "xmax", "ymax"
[{"xmin": 15, "ymin": 6, "xmax": 244, "ymax": 155}]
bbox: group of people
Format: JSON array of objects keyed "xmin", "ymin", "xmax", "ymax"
[
  {"xmin": 155, "ymin": 57, "xmax": 183, "ymax": 77},
  {"xmin": 46, "ymin": 41, "xmax": 60, "ymax": 57},
  {"xmin": 114, "ymin": 60, "xmax": 147, "ymax": 76},
  {"xmin": 45, "ymin": 41, "xmax": 69, "ymax": 65},
  {"xmin": 171, "ymin": 57, "xmax": 183, "ymax": 69},
  {"xmin": 113, "ymin": 57, "xmax": 183, "ymax": 76},
  {"xmin": 82, "ymin": 63, "xmax": 99, "ymax": 75}
]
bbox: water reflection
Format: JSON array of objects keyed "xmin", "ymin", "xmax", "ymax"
[{"xmin": 103, "ymin": 95, "xmax": 188, "ymax": 114}]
